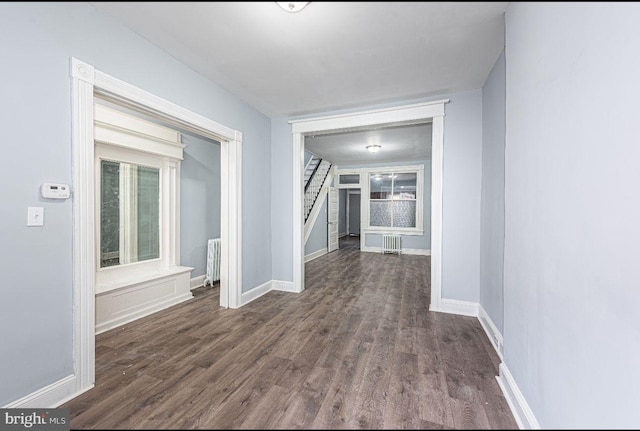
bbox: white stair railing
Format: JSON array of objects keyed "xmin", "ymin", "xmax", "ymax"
[{"xmin": 304, "ymin": 159, "xmax": 331, "ymax": 221}]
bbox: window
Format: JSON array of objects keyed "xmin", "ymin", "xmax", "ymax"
[
  {"xmin": 370, "ymin": 172, "xmax": 418, "ymax": 228},
  {"xmin": 94, "ymin": 102, "xmax": 186, "ymax": 290},
  {"xmin": 100, "ymin": 160, "xmax": 160, "ymax": 268},
  {"xmin": 339, "ymin": 173, "xmax": 360, "ymax": 185}
]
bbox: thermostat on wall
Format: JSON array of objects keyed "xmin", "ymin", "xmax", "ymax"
[{"xmin": 41, "ymin": 183, "xmax": 71, "ymax": 199}]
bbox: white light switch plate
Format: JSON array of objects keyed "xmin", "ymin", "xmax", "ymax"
[{"xmin": 27, "ymin": 207, "xmax": 44, "ymax": 226}]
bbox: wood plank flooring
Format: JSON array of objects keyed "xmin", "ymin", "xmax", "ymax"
[{"xmin": 62, "ymin": 236, "xmax": 517, "ymax": 429}]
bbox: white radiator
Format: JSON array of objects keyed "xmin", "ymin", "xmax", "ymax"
[
  {"xmin": 206, "ymin": 238, "xmax": 221, "ymax": 286},
  {"xmin": 382, "ymin": 234, "xmax": 401, "ymax": 254}
]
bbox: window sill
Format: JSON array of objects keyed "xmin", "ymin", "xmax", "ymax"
[
  {"xmin": 364, "ymin": 228, "xmax": 424, "ymax": 236},
  {"xmin": 96, "ymin": 265, "xmax": 194, "ymax": 295}
]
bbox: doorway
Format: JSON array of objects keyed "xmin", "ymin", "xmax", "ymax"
[
  {"xmin": 70, "ymin": 58, "xmax": 243, "ymax": 399},
  {"xmin": 290, "ymin": 100, "xmax": 447, "ymax": 311}
]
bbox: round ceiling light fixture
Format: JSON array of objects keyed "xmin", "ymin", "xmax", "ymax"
[
  {"xmin": 366, "ymin": 144, "xmax": 381, "ymax": 153},
  {"xmin": 276, "ymin": 2, "xmax": 310, "ymax": 13}
]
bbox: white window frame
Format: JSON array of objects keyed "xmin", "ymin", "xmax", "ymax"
[{"xmin": 364, "ymin": 165, "xmax": 424, "ymax": 235}]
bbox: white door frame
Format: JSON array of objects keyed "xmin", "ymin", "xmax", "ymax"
[
  {"xmin": 290, "ymin": 100, "xmax": 447, "ymax": 310},
  {"xmin": 327, "ymin": 186, "xmax": 339, "ymax": 252},
  {"xmin": 70, "ymin": 58, "xmax": 243, "ymax": 397}
]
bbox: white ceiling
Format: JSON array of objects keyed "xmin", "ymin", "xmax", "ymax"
[
  {"xmin": 305, "ymin": 123, "xmax": 432, "ymax": 166},
  {"xmin": 90, "ymin": 1, "xmax": 508, "ymax": 119}
]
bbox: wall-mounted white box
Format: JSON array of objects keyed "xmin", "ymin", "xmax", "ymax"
[{"xmin": 27, "ymin": 207, "xmax": 44, "ymax": 226}]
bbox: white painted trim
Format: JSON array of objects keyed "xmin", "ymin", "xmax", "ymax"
[
  {"xmin": 95, "ymin": 292, "xmax": 193, "ymax": 335},
  {"xmin": 496, "ymin": 363, "xmax": 541, "ymax": 429},
  {"xmin": 304, "ymin": 166, "xmax": 335, "ymax": 244},
  {"xmin": 339, "ymin": 232, "xmax": 347, "ymax": 238},
  {"xmin": 291, "ymin": 100, "xmax": 447, "ymax": 299},
  {"xmin": 364, "ymin": 228, "xmax": 424, "ymax": 236},
  {"xmin": 429, "ymin": 115, "xmax": 444, "ymax": 312},
  {"xmin": 290, "ymin": 100, "xmax": 448, "ymax": 134},
  {"xmin": 360, "ymin": 246, "xmax": 430, "ymax": 256},
  {"xmin": 239, "ymin": 281, "xmax": 271, "ymax": 306},
  {"xmin": 2, "ymin": 375, "xmax": 87, "ymax": 409},
  {"xmin": 478, "ymin": 304, "xmax": 504, "ymax": 360},
  {"xmin": 432, "ymin": 298, "xmax": 479, "ymax": 317},
  {"xmin": 68, "ymin": 57, "xmax": 243, "ymax": 409},
  {"xmin": 190, "ymin": 275, "xmax": 206, "ymax": 289},
  {"xmin": 272, "ymin": 280, "xmax": 298, "ymax": 293},
  {"xmin": 305, "ymin": 247, "xmax": 328, "ymax": 262},
  {"xmin": 293, "ymin": 133, "xmax": 305, "ymax": 293}
]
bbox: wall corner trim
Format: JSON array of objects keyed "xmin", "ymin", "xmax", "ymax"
[
  {"xmin": 478, "ymin": 304, "xmax": 504, "ymax": 359},
  {"xmin": 430, "ymin": 298, "xmax": 479, "ymax": 317},
  {"xmin": 305, "ymin": 248, "xmax": 328, "ymax": 263},
  {"xmin": 496, "ymin": 363, "xmax": 541, "ymax": 430},
  {"xmin": 239, "ymin": 280, "xmax": 299, "ymax": 307},
  {"xmin": 2, "ymin": 375, "xmax": 90, "ymax": 409}
]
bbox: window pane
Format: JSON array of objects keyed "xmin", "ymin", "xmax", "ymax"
[
  {"xmin": 370, "ymin": 200, "xmax": 392, "ymax": 227},
  {"xmin": 393, "ymin": 200, "xmax": 417, "ymax": 227},
  {"xmin": 370, "ymin": 173, "xmax": 392, "ymax": 199},
  {"xmin": 394, "ymin": 172, "xmax": 417, "ymax": 200},
  {"xmin": 100, "ymin": 161, "xmax": 120, "ymax": 268},
  {"xmin": 339, "ymin": 174, "xmax": 360, "ymax": 184},
  {"xmin": 100, "ymin": 160, "xmax": 160, "ymax": 268}
]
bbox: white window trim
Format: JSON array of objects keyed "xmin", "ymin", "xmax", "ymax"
[
  {"xmin": 363, "ymin": 165, "xmax": 424, "ymax": 235},
  {"xmin": 69, "ymin": 58, "xmax": 243, "ymax": 404}
]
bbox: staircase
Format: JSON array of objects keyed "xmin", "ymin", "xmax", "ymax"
[
  {"xmin": 304, "ymin": 157, "xmax": 332, "ymax": 223},
  {"xmin": 304, "ymin": 155, "xmax": 321, "ymax": 189}
]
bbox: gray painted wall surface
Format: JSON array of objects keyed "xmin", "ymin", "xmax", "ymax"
[
  {"xmin": 479, "ymin": 50, "xmax": 506, "ymax": 333},
  {"xmin": 271, "ymin": 90, "xmax": 483, "ymax": 304},
  {"xmin": 304, "ymin": 195, "xmax": 327, "ymax": 256},
  {"xmin": 348, "ymin": 193, "xmax": 361, "ymax": 235},
  {"xmin": 180, "ymin": 134, "xmax": 221, "ymax": 278},
  {"xmin": 505, "ymin": 3, "xmax": 640, "ymax": 427},
  {"xmin": 304, "ymin": 149, "xmax": 313, "ymax": 167},
  {"xmin": 0, "ymin": 2, "xmax": 271, "ymax": 406},
  {"xmin": 339, "ymin": 189, "xmax": 347, "ymax": 236}
]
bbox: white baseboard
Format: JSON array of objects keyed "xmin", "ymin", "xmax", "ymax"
[
  {"xmin": 95, "ymin": 292, "xmax": 193, "ymax": 335},
  {"xmin": 240, "ymin": 279, "xmax": 300, "ymax": 306},
  {"xmin": 360, "ymin": 246, "xmax": 431, "ymax": 256},
  {"xmin": 339, "ymin": 232, "xmax": 347, "ymax": 238},
  {"xmin": 431, "ymin": 298, "xmax": 479, "ymax": 317},
  {"xmin": 305, "ymin": 247, "xmax": 328, "ymax": 263},
  {"xmin": 272, "ymin": 280, "xmax": 297, "ymax": 293},
  {"xmin": 240, "ymin": 280, "xmax": 273, "ymax": 306},
  {"xmin": 2, "ymin": 374, "xmax": 91, "ymax": 409},
  {"xmin": 478, "ymin": 304, "xmax": 504, "ymax": 359},
  {"xmin": 496, "ymin": 363, "xmax": 540, "ymax": 429},
  {"xmin": 190, "ymin": 274, "xmax": 206, "ymax": 289}
]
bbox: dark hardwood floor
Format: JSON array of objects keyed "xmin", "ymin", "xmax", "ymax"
[{"xmin": 62, "ymin": 236, "xmax": 517, "ymax": 429}]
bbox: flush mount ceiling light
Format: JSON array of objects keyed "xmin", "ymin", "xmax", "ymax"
[
  {"xmin": 277, "ymin": 2, "xmax": 310, "ymax": 13},
  {"xmin": 366, "ymin": 144, "xmax": 381, "ymax": 153}
]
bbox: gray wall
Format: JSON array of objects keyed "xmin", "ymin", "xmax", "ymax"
[
  {"xmin": 338, "ymin": 189, "xmax": 347, "ymax": 236},
  {"xmin": 304, "ymin": 149, "xmax": 313, "ymax": 167},
  {"xmin": 348, "ymin": 192, "xmax": 361, "ymax": 235},
  {"xmin": 504, "ymin": 3, "xmax": 640, "ymax": 427},
  {"xmin": 304, "ymin": 195, "xmax": 327, "ymax": 256},
  {"xmin": 271, "ymin": 90, "xmax": 483, "ymax": 303},
  {"xmin": 0, "ymin": 2, "xmax": 271, "ymax": 406},
  {"xmin": 479, "ymin": 50, "xmax": 506, "ymax": 333},
  {"xmin": 180, "ymin": 134, "xmax": 221, "ymax": 278}
]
